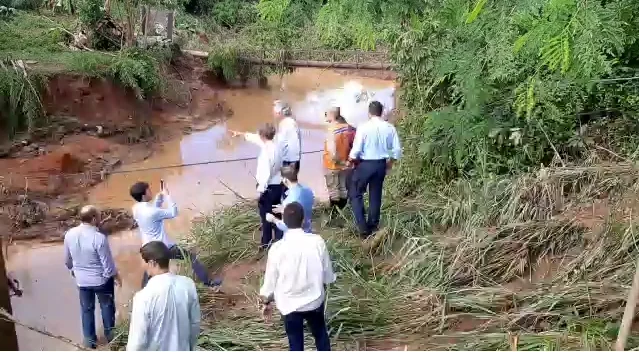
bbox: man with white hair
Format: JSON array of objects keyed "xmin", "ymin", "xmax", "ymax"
[
  {"xmin": 273, "ymin": 100, "xmax": 302, "ymax": 172},
  {"xmin": 64, "ymin": 205, "xmax": 121, "ymax": 349}
]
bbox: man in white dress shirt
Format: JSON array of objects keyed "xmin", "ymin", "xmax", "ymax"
[
  {"xmin": 130, "ymin": 181, "xmax": 220, "ymax": 288},
  {"xmin": 126, "ymin": 241, "xmax": 201, "ymax": 351},
  {"xmin": 260, "ymin": 202, "xmax": 336, "ymax": 351},
  {"xmin": 274, "ymin": 100, "xmax": 302, "ymax": 173},
  {"xmin": 235, "ymin": 123, "xmax": 284, "ymax": 249}
]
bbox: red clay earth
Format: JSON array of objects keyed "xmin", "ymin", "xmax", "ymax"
[{"xmin": 0, "ymin": 55, "xmax": 232, "ymax": 243}]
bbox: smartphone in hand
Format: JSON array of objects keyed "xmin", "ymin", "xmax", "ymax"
[{"xmin": 160, "ymin": 179, "xmax": 165, "ymax": 190}]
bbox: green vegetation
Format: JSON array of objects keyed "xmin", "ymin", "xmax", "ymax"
[{"xmin": 5, "ymin": 0, "xmax": 639, "ymax": 349}]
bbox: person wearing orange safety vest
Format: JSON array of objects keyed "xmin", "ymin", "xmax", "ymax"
[{"xmin": 323, "ymin": 107, "xmax": 356, "ymax": 212}]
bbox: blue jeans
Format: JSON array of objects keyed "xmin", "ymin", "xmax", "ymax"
[
  {"xmin": 78, "ymin": 276, "xmax": 115, "ymax": 349},
  {"xmin": 350, "ymin": 159, "xmax": 387, "ymax": 236},
  {"xmin": 141, "ymin": 245, "xmax": 212, "ymax": 288},
  {"xmin": 283, "ymin": 303, "xmax": 331, "ymax": 351}
]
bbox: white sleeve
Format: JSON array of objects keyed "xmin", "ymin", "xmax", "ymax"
[
  {"xmin": 126, "ymin": 293, "xmax": 148, "ymax": 351},
  {"xmin": 321, "ymin": 241, "xmax": 336, "ymax": 285},
  {"xmin": 244, "ymin": 132, "xmax": 264, "ymax": 147},
  {"xmin": 259, "ymin": 246, "xmax": 280, "ymax": 298}
]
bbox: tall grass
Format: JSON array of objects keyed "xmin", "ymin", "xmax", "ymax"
[
  {"xmin": 0, "ymin": 60, "xmax": 46, "ymax": 138},
  {"xmin": 175, "ymin": 163, "xmax": 639, "ymax": 351}
]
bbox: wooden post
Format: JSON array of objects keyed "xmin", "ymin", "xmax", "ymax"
[
  {"xmin": 616, "ymin": 255, "xmax": 639, "ymax": 351},
  {"xmin": 0, "ymin": 239, "xmax": 19, "ymax": 351},
  {"xmin": 166, "ymin": 11, "xmax": 174, "ymax": 41}
]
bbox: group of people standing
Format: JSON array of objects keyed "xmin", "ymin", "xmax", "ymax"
[{"xmin": 61, "ymin": 98, "xmax": 401, "ymax": 351}]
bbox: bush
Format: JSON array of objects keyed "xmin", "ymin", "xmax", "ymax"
[
  {"xmin": 108, "ymin": 49, "xmax": 165, "ymax": 99},
  {"xmin": 0, "ymin": 0, "xmax": 42, "ymax": 10},
  {"xmin": 210, "ymin": 0, "xmax": 256, "ymax": 28},
  {"xmin": 0, "ymin": 61, "xmax": 46, "ymax": 138}
]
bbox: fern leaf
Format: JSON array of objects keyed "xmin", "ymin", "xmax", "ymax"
[
  {"xmin": 560, "ymin": 34, "xmax": 571, "ymax": 73},
  {"xmin": 513, "ymin": 32, "xmax": 530, "ymax": 53},
  {"xmin": 466, "ymin": 0, "xmax": 487, "ymax": 24}
]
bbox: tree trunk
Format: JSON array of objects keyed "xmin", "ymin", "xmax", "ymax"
[{"xmin": 0, "ymin": 240, "xmax": 19, "ymax": 351}]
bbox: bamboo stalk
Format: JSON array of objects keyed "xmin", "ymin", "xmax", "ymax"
[{"xmin": 615, "ymin": 255, "xmax": 639, "ymax": 351}]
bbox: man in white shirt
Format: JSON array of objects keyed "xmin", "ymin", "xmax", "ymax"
[
  {"xmin": 130, "ymin": 181, "xmax": 220, "ymax": 288},
  {"xmin": 274, "ymin": 100, "xmax": 302, "ymax": 172},
  {"xmin": 348, "ymin": 101, "xmax": 402, "ymax": 238},
  {"xmin": 234, "ymin": 123, "xmax": 284, "ymax": 249},
  {"xmin": 260, "ymin": 202, "xmax": 336, "ymax": 351},
  {"xmin": 126, "ymin": 241, "xmax": 201, "ymax": 351}
]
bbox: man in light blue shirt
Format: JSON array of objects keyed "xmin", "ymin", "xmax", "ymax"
[
  {"xmin": 64, "ymin": 205, "xmax": 121, "ymax": 349},
  {"xmin": 130, "ymin": 181, "xmax": 221, "ymax": 289},
  {"xmin": 348, "ymin": 101, "xmax": 402, "ymax": 238},
  {"xmin": 267, "ymin": 165, "xmax": 314, "ymax": 233}
]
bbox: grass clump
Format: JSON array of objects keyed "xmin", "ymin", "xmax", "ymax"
[
  {"xmin": 159, "ymin": 162, "xmax": 639, "ymax": 351},
  {"xmin": 0, "ymin": 60, "xmax": 46, "ymax": 138}
]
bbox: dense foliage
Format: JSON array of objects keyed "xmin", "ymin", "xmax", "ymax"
[{"xmin": 389, "ymin": 0, "xmax": 639, "ymax": 189}]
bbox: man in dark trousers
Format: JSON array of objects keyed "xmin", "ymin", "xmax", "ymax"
[
  {"xmin": 235, "ymin": 123, "xmax": 284, "ymax": 249},
  {"xmin": 259, "ymin": 202, "xmax": 336, "ymax": 351},
  {"xmin": 348, "ymin": 101, "xmax": 402, "ymax": 238}
]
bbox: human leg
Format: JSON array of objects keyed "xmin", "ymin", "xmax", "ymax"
[
  {"xmin": 324, "ymin": 169, "xmax": 341, "ymax": 209},
  {"xmin": 268, "ymin": 184, "xmax": 284, "ymax": 241},
  {"xmin": 168, "ymin": 245, "xmax": 222, "ymax": 287},
  {"xmin": 258, "ymin": 191, "xmax": 273, "ymax": 248},
  {"xmin": 95, "ymin": 277, "xmax": 116, "ymax": 343},
  {"xmin": 78, "ymin": 286, "xmax": 97, "ymax": 349},
  {"xmin": 349, "ymin": 163, "xmax": 372, "ymax": 236},
  {"xmin": 366, "ymin": 160, "xmax": 387, "ymax": 233},
  {"xmin": 337, "ymin": 169, "xmax": 351, "ymax": 209},
  {"xmin": 304, "ymin": 304, "xmax": 331, "ymax": 351},
  {"xmin": 283, "ymin": 311, "xmax": 305, "ymax": 351}
]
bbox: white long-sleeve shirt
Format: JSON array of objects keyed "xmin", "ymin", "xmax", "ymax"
[
  {"xmin": 244, "ymin": 133, "xmax": 283, "ymax": 193},
  {"xmin": 126, "ymin": 273, "xmax": 201, "ymax": 351},
  {"xmin": 277, "ymin": 117, "xmax": 301, "ymax": 162},
  {"xmin": 132, "ymin": 193, "xmax": 178, "ymax": 247},
  {"xmin": 259, "ymin": 228, "xmax": 336, "ymax": 316}
]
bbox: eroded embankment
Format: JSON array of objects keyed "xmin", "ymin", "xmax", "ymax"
[{"xmin": 0, "ymin": 55, "xmax": 232, "ymax": 243}]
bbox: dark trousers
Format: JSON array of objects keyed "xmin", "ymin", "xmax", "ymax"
[
  {"xmin": 141, "ymin": 245, "xmax": 210, "ymax": 288},
  {"xmin": 283, "ymin": 304, "xmax": 331, "ymax": 351},
  {"xmin": 78, "ymin": 276, "xmax": 116, "ymax": 349},
  {"xmin": 258, "ymin": 184, "xmax": 284, "ymax": 247},
  {"xmin": 350, "ymin": 159, "xmax": 387, "ymax": 235}
]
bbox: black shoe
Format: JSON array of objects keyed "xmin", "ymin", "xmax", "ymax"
[
  {"xmin": 337, "ymin": 198, "xmax": 348, "ymax": 209},
  {"xmin": 359, "ymin": 231, "xmax": 371, "ymax": 239}
]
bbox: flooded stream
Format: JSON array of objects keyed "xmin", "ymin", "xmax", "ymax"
[{"xmin": 6, "ymin": 68, "xmax": 394, "ymax": 350}]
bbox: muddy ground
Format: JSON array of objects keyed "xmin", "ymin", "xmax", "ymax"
[
  {"xmin": 0, "ymin": 58, "xmax": 395, "ymax": 244},
  {"xmin": 0, "ymin": 55, "xmax": 233, "ymax": 243}
]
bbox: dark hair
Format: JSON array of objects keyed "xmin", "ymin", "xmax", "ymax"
[
  {"xmin": 282, "ymin": 202, "xmax": 304, "ymax": 229},
  {"xmin": 140, "ymin": 241, "xmax": 170, "ymax": 269},
  {"xmin": 258, "ymin": 123, "xmax": 277, "ymax": 140},
  {"xmin": 130, "ymin": 182, "xmax": 149, "ymax": 202},
  {"xmin": 281, "ymin": 165, "xmax": 298, "ymax": 182},
  {"xmin": 368, "ymin": 101, "xmax": 383, "ymax": 117}
]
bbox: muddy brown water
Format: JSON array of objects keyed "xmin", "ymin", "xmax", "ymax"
[{"xmin": 6, "ymin": 68, "xmax": 394, "ymax": 350}]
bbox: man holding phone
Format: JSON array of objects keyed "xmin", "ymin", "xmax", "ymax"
[{"xmin": 130, "ymin": 180, "xmax": 221, "ymax": 289}]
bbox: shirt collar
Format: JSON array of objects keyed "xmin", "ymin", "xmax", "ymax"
[
  {"xmin": 283, "ymin": 228, "xmax": 306, "ymax": 238},
  {"xmin": 79, "ymin": 222, "xmax": 98, "ymax": 230}
]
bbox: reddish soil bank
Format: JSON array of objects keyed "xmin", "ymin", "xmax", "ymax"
[{"xmin": 0, "ymin": 56, "xmax": 232, "ymax": 243}]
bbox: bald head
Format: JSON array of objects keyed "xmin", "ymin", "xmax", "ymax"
[{"xmin": 79, "ymin": 205, "xmax": 100, "ymax": 224}]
